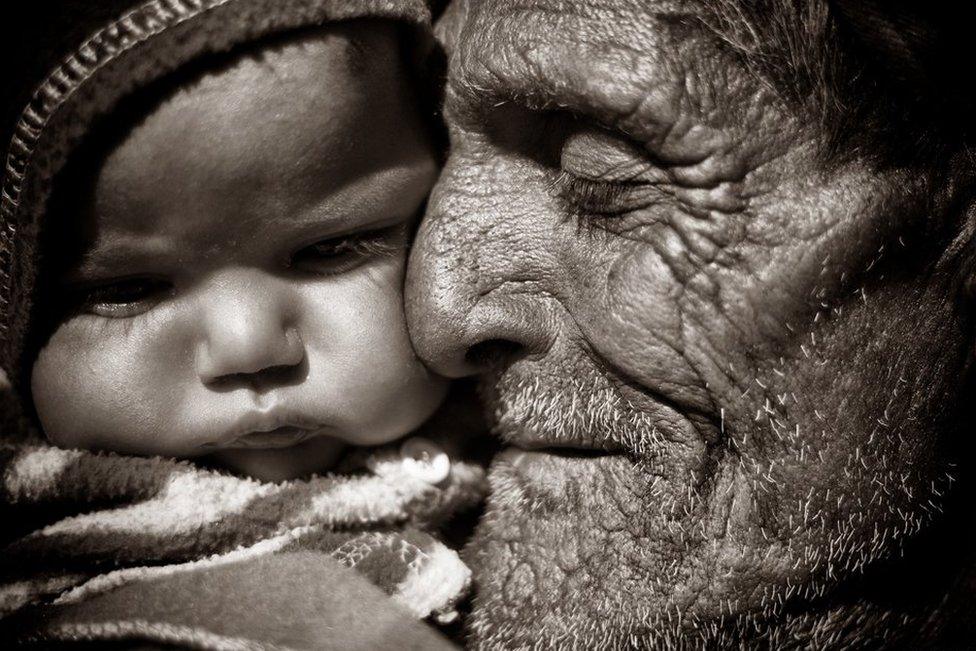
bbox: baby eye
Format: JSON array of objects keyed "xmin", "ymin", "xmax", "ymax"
[
  {"xmin": 291, "ymin": 226, "xmax": 407, "ymax": 274},
  {"xmin": 81, "ymin": 278, "xmax": 172, "ymax": 318}
]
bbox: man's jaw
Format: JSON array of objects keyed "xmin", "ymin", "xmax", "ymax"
[
  {"xmin": 463, "ymin": 362, "xmax": 722, "ymax": 645},
  {"xmin": 463, "ymin": 359, "xmax": 953, "ymax": 649}
]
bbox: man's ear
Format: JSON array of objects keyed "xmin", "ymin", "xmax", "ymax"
[
  {"xmin": 931, "ymin": 150, "xmax": 976, "ymax": 301},
  {"xmin": 950, "ymin": 192, "xmax": 976, "ymax": 305}
]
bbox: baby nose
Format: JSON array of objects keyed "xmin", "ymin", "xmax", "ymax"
[{"xmin": 196, "ymin": 270, "xmax": 305, "ymax": 385}]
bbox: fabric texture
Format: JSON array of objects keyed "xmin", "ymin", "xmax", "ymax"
[
  {"xmin": 10, "ymin": 553, "xmax": 460, "ymax": 650},
  {"xmin": 0, "ymin": 440, "xmax": 485, "ymax": 648}
]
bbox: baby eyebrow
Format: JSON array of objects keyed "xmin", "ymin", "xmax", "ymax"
[{"xmin": 66, "ymin": 240, "xmax": 176, "ymax": 283}]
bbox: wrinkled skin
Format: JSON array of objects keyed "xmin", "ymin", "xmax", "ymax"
[{"xmin": 406, "ymin": 0, "xmax": 976, "ymax": 647}]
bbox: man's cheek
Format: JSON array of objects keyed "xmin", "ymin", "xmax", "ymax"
[
  {"xmin": 722, "ymin": 269, "xmax": 965, "ymax": 577},
  {"xmin": 729, "ymin": 166, "xmax": 933, "ymax": 341},
  {"xmin": 566, "ymin": 234, "xmax": 754, "ymax": 440}
]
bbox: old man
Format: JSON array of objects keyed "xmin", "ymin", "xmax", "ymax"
[{"xmin": 407, "ymin": 0, "xmax": 976, "ymax": 647}]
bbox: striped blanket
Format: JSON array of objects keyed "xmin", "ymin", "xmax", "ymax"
[{"xmin": 0, "ymin": 436, "xmax": 486, "ymax": 649}]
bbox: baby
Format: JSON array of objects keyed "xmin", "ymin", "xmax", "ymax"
[
  {"xmin": 0, "ymin": 1, "xmax": 483, "ymax": 647},
  {"xmin": 31, "ymin": 22, "xmax": 449, "ymax": 482}
]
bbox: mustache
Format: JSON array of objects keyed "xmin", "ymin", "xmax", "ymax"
[{"xmin": 478, "ymin": 369, "xmax": 666, "ymax": 458}]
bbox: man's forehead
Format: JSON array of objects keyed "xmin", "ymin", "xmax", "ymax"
[
  {"xmin": 443, "ymin": 0, "xmax": 745, "ymax": 136},
  {"xmin": 445, "ymin": 0, "xmax": 700, "ymax": 40}
]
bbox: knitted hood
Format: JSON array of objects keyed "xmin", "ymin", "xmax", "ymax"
[{"xmin": 0, "ymin": 0, "xmax": 433, "ymax": 422}]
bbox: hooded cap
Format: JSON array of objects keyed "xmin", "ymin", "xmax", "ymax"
[{"xmin": 0, "ymin": 0, "xmax": 433, "ymax": 422}]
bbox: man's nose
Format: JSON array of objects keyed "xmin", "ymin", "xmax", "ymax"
[
  {"xmin": 195, "ymin": 269, "xmax": 305, "ymax": 386},
  {"xmin": 405, "ymin": 198, "xmax": 556, "ymax": 379}
]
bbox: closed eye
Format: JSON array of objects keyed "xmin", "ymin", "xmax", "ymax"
[
  {"xmin": 551, "ymin": 125, "xmax": 670, "ymax": 226},
  {"xmin": 553, "ymin": 172, "xmax": 643, "ymax": 216}
]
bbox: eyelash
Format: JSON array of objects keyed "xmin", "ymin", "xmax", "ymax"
[
  {"xmin": 75, "ymin": 278, "xmax": 172, "ymax": 319},
  {"xmin": 555, "ymin": 173, "xmax": 625, "ymax": 208},
  {"xmin": 552, "ymin": 172, "xmax": 643, "ymax": 225},
  {"xmin": 289, "ymin": 226, "xmax": 406, "ymax": 273}
]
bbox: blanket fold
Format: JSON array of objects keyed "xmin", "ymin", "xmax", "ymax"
[{"xmin": 0, "ymin": 438, "xmax": 486, "ymax": 648}]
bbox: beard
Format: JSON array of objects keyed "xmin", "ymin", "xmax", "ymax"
[
  {"xmin": 462, "ymin": 360, "xmax": 721, "ymax": 648},
  {"xmin": 461, "ymin": 354, "xmax": 960, "ymax": 649}
]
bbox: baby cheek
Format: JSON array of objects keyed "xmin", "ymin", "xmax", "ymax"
[
  {"xmin": 32, "ymin": 322, "xmax": 125, "ymax": 450},
  {"xmin": 301, "ymin": 264, "xmax": 448, "ymax": 443},
  {"xmin": 30, "ymin": 315, "xmax": 194, "ymax": 453}
]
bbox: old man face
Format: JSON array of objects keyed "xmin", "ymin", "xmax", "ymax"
[{"xmin": 407, "ymin": 0, "xmax": 974, "ymax": 647}]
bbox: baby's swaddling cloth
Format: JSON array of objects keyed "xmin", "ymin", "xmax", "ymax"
[{"xmin": 0, "ymin": 436, "xmax": 485, "ymax": 648}]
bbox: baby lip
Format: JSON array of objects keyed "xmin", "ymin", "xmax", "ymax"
[
  {"xmin": 226, "ymin": 426, "xmax": 318, "ymax": 449},
  {"xmin": 202, "ymin": 411, "xmax": 329, "ymax": 450}
]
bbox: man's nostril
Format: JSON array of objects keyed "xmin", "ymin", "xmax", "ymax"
[{"xmin": 465, "ymin": 339, "xmax": 525, "ymax": 369}]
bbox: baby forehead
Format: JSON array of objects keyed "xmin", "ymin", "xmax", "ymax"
[
  {"xmin": 183, "ymin": 20, "xmax": 403, "ymax": 99},
  {"xmin": 48, "ymin": 18, "xmax": 436, "ymax": 276},
  {"xmin": 116, "ymin": 22, "xmax": 405, "ymax": 149},
  {"xmin": 87, "ymin": 22, "xmax": 422, "ymax": 217}
]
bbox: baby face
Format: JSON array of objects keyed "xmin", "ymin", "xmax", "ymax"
[{"xmin": 30, "ymin": 24, "xmax": 448, "ymax": 481}]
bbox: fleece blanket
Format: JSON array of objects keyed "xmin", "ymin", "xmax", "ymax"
[{"xmin": 0, "ymin": 435, "xmax": 486, "ymax": 649}]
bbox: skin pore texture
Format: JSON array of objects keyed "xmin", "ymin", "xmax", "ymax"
[
  {"xmin": 31, "ymin": 23, "xmax": 448, "ymax": 482},
  {"xmin": 406, "ymin": 0, "xmax": 976, "ymax": 648}
]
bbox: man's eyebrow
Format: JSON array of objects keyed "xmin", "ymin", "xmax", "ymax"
[
  {"xmin": 446, "ymin": 60, "xmax": 593, "ymax": 142},
  {"xmin": 445, "ymin": 28, "xmax": 663, "ymax": 137},
  {"xmin": 446, "ymin": 57, "xmax": 657, "ymax": 149},
  {"xmin": 444, "ymin": 4, "xmax": 746, "ymax": 144},
  {"xmin": 446, "ymin": 33, "xmax": 562, "ymax": 112}
]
